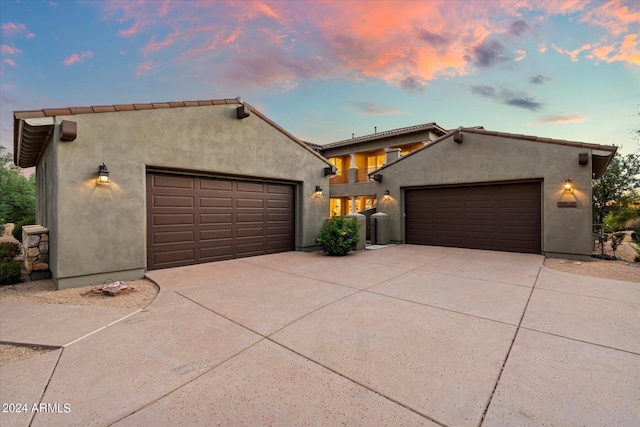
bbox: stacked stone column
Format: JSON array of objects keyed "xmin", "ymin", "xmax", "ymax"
[{"xmin": 22, "ymin": 225, "xmax": 49, "ymax": 272}]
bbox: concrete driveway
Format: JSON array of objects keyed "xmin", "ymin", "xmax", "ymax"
[{"xmin": 1, "ymin": 245, "xmax": 638, "ymax": 426}]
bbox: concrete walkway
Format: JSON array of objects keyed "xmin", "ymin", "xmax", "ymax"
[{"xmin": 1, "ymin": 245, "xmax": 638, "ymax": 426}]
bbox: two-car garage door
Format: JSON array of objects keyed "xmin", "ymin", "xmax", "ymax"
[
  {"xmin": 147, "ymin": 172, "xmax": 295, "ymax": 270},
  {"xmin": 405, "ymin": 181, "xmax": 541, "ymax": 254}
]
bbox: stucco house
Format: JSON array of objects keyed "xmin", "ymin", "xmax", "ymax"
[
  {"xmin": 315, "ymin": 123, "xmax": 447, "ymax": 216},
  {"xmin": 369, "ymin": 127, "xmax": 617, "ymax": 260},
  {"xmin": 13, "ymin": 99, "xmax": 332, "ymax": 289},
  {"xmin": 13, "ymin": 99, "xmax": 618, "ymax": 289}
]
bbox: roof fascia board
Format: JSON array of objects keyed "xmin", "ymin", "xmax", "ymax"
[
  {"xmin": 592, "ymin": 149, "xmax": 615, "ymax": 157},
  {"xmin": 24, "ymin": 117, "xmax": 55, "ymax": 126}
]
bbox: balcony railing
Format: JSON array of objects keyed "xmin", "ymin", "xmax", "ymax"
[
  {"xmin": 356, "ymin": 167, "xmax": 379, "ymax": 182},
  {"xmin": 329, "ymin": 171, "xmax": 349, "ymax": 184}
]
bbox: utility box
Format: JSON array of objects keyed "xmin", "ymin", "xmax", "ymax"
[
  {"xmin": 371, "ymin": 212, "xmax": 390, "ymax": 245},
  {"xmin": 345, "ymin": 212, "xmax": 366, "ymax": 251}
]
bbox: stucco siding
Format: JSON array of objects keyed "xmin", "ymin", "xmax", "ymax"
[
  {"xmin": 50, "ymin": 104, "xmax": 329, "ymax": 287},
  {"xmin": 35, "ymin": 123, "xmax": 59, "ymax": 281},
  {"xmin": 376, "ymin": 132, "xmax": 594, "ymax": 258}
]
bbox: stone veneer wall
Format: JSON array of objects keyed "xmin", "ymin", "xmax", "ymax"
[{"xmin": 22, "ymin": 225, "xmax": 49, "ymax": 272}]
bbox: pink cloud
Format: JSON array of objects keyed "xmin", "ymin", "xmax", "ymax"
[
  {"xmin": 1, "ymin": 22, "xmax": 34, "ymax": 38},
  {"xmin": 62, "ymin": 51, "xmax": 94, "ymax": 66},
  {"xmin": 537, "ymin": 114, "xmax": 590, "ymax": 124},
  {"xmin": 136, "ymin": 60, "xmax": 158, "ymax": 76},
  {"xmin": 95, "ymin": 0, "xmax": 640, "ymax": 91},
  {"xmin": 140, "ymin": 30, "xmax": 179, "ymax": 56},
  {"xmin": 589, "ymin": 34, "xmax": 640, "ymax": 65},
  {"xmin": 551, "ymin": 43, "xmax": 592, "ymax": 62},
  {"xmin": 0, "ymin": 45, "xmax": 22, "ymax": 55},
  {"xmin": 221, "ymin": 48, "xmax": 325, "ymax": 89},
  {"xmin": 4, "ymin": 58, "xmax": 17, "ymax": 67},
  {"xmin": 579, "ymin": 0, "xmax": 640, "ymax": 37},
  {"xmin": 119, "ymin": 20, "xmax": 146, "ymax": 37}
]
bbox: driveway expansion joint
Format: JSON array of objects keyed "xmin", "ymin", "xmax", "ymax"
[
  {"xmin": 518, "ymin": 327, "xmax": 640, "ymax": 356},
  {"xmin": 29, "ymin": 347, "xmax": 64, "ymax": 427},
  {"xmin": 479, "ymin": 266, "xmax": 543, "ymax": 426},
  {"xmin": 268, "ymin": 338, "xmax": 451, "ymax": 427}
]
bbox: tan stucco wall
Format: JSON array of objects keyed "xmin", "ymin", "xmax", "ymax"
[
  {"xmin": 35, "ymin": 122, "xmax": 60, "ymax": 280},
  {"xmin": 48, "ymin": 104, "xmax": 329, "ymax": 288},
  {"xmin": 375, "ymin": 132, "xmax": 595, "ymax": 259}
]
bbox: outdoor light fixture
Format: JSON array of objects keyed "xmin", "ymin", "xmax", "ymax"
[
  {"xmin": 315, "ymin": 185, "xmax": 323, "ymax": 196},
  {"xmin": 97, "ymin": 163, "xmax": 110, "ymax": 184},
  {"xmin": 383, "ymin": 189, "xmax": 390, "ymax": 200},
  {"xmin": 564, "ymin": 180, "xmax": 573, "ymax": 193}
]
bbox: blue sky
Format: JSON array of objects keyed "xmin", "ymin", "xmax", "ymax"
[{"xmin": 1, "ymin": 0, "xmax": 638, "ymax": 163}]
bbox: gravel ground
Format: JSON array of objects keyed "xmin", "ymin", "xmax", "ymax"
[
  {"xmin": 0, "ymin": 277, "xmax": 159, "ymax": 367},
  {"xmin": 0, "ymin": 344, "xmax": 52, "ymax": 367},
  {"xmin": 0, "ymin": 278, "xmax": 159, "ymax": 308}
]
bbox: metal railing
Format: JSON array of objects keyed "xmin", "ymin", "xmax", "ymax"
[
  {"xmin": 356, "ymin": 167, "xmax": 378, "ymax": 182},
  {"xmin": 329, "ymin": 171, "xmax": 349, "ymax": 184}
]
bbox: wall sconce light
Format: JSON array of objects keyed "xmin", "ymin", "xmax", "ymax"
[
  {"xmin": 383, "ymin": 189, "xmax": 390, "ymax": 200},
  {"xmin": 97, "ymin": 163, "xmax": 110, "ymax": 184},
  {"xmin": 315, "ymin": 185, "xmax": 323, "ymax": 196},
  {"xmin": 563, "ymin": 180, "xmax": 573, "ymax": 193}
]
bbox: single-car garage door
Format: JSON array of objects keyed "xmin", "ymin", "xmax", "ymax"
[
  {"xmin": 147, "ymin": 172, "xmax": 295, "ymax": 270},
  {"xmin": 405, "ymin": 181, "xmax": 541, "ymax": 254}
]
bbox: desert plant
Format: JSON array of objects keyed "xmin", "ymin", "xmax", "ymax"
[
  {"xmin": 610, "ymin": 232, "xmax": 626, "ymax": 259},
  {"xmin": 315, "ymin": 216, "xmax": 360, "ymax": 256},
  {"xmin": 0, "ymin": 242, "xmax": 20, "ymax": 259},
  {"xmin": 12, "ymin": 215, "xmax": 35, "ymax": 243},
  {"xmin": 0, "ymin": 259, "xmax": 21, "ymax": 285}
]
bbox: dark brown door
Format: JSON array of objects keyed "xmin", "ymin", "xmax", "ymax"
[
  {"xmin": 405, "ymin": 182, "xmax": 541, "ymax": 254},
  {"xmin": 147, "ymin": 172, "xmax": 295, "ymax": 270}
]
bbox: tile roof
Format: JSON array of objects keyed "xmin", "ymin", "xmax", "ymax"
[
  {"xmin": 13, "ymin": 99, "xmax": 241, "ymax": 120},
  {"xmin": 371, "ymin": 127, "xmax": 617, "ymax": 179},
  {"xmin": 14, "ymin": 98, "xmax": 332, "ymax": 169},
  {"xmin": 318, "ymin": 122, "xmax": 447, "ymax": 150}
]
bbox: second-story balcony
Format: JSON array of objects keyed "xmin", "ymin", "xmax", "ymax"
[
  {"xmin": 329, "ymin": 171, "xmax": 349, "ymax": 184},
  {"xmin": 356, "ymin": 166, "xmax": 378, "ymax": 182}
]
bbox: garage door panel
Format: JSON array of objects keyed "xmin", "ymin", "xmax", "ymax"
[
  {"xmin": 154, "ymin": 249, "xmax": 195, "ymax": 265},
  {"xmin": 406, "ymin": 182, "xmax": 541, "ymax": 254},
  {"xmin": 236, "ymin": 213, "xmax": 265, "ymax": 223},
  {"xmin": 153, "ymin": 230, "xmax": 195, "ymax": 244},
  {"xmin": 147, "ymin": 173, "xmax": 294, "ymax": 270},
  {"xmin": 199, "ymin": 246, "xmax": 234, "ymax": 261},
  {"xmin": 200, "ymin": 197, "xmax": 233, "ymax": 208},
  {"xmin": 237, "ymin": 226, "xmax": 264, "ymax": 238},
  {"xmin": 200, "ymin": 213, "xmax": 233, "ymax": 224},
  {"xmin": 237, "ymin": 182, "xmax": 264, "ymax": 193},
  {"xmin": 152, "ymin": 195, "xmax": 194, "ymax": 208},
  {"xmin": 267, "ymin": 199, "xmax": 291, "ymax": 209},
  {"xmin": 237, "ymin": 198, "xmax": 264, "ymax": 208},
  {"xmin": 153, "ymin": 213, "xmax": 194, "ymax": 226},
  {"xmin": 200, "ymin": 180, "xmax": 233, "ymax": 191},
  {"xmin": 267, "ymin": 184, "xmax": 291, "ymax": 194},
  {"xmin": 152, "ymin": 175, "xmax": 195, "ymax": 189},
  {"xmin": 199, "ymin": 228, "xmax": 233, "ymax": 241}
]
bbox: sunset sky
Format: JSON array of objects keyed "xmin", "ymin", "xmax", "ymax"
[{"xmin": 1, "ymin": 0, "xmax": 639, "ymax": 163}]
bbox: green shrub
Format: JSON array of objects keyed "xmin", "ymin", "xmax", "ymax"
[
  {"xmin": 0, "ymin": 259, "xmax": 21, "ymax": 285},
  {"xmin": 0, "ymin": 242, "xmax": 20, "ymax": 259},
  {"xmin": 315, "ymin": 216, "xmax": 360, "ymax": 256},
  {"xmin": 603, "ymin": 206, "xmax": 640, "ymax": 231},
  {"xmin": 12, "ymin": 216, "xmax": 35, "ymax": 243}
]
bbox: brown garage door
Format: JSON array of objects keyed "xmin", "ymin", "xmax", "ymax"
[
  {"xmin": 147, "ymin": 172, "xmax": 295, "ymax": 270},
  {"xmin": 405, "ymin": 181, "xmax": 541, "ymax": 254}
]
